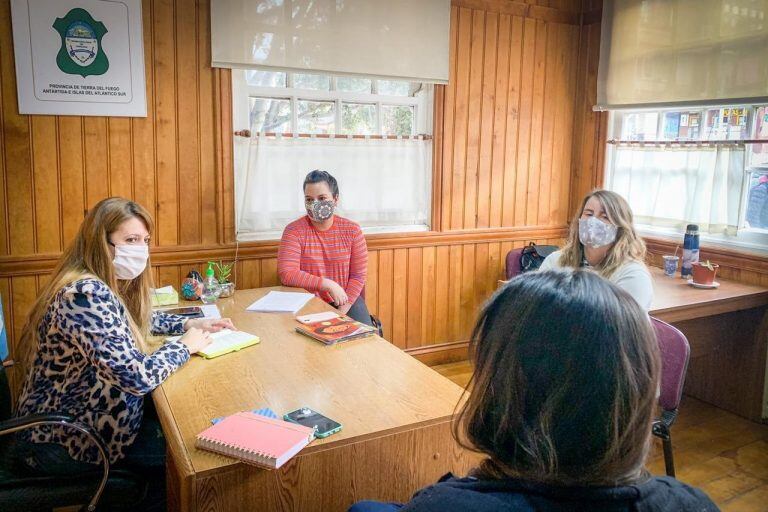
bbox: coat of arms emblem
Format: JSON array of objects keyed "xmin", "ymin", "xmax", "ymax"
[{"xmin": 52, "ymin": 8, "xmax": 109, "ymax": 78}]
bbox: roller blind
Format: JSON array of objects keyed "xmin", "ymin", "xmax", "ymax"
[
  {"xmin": 596, "ymin": 0, "xmax": 768, "ymax": 110},
  {"xmin": 210, "ymin": 0, "xmax": 450, "ymax": 84}
]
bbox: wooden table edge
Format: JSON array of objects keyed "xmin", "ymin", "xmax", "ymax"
[
  {"xmin": 651, "ymin": 291, "xmax": 768, "ymax": 322},
  {"xmin": 153, "ymin": 384, "xmax": 196, "ymax": 479},
  {"xmin": 187, "ymin": 413, "xmax": 459, "ymax": 479}
]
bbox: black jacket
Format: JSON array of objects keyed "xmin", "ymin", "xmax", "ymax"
[{"xmin": 397, "ymin": 474, "xmax": 719, "ymax": 512}]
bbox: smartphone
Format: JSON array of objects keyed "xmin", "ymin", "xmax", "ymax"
[
  {"xmin": 283, "ymin": 407, "xmax": 342, "ymax": 438},
  {"xmin": 162, "ymin": 306, "xmax": 204, "ymax": 318}
]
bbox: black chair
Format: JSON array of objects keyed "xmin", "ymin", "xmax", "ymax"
[{"xmin": 0, "ymin": 363, "xmax": 147, "ymax": 511}]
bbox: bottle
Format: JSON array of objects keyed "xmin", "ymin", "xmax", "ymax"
[
  {"xmin": 680, "ymin": 224, "xmax": 700, "ymax": 279},
  {"xmin": 200, "ymin": 262, "xmax": 220, "ymax": 304}
]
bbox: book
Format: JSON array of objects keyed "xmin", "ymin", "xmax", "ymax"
[
  {"xmin": 196, "ymin": 411, "xmax": 315, "ymax": 469},
  {"xmin": 166, "ymin": 329, "xmax": 260, "ymax": 359},
  {"xmin": 212, "ymin": 407, "xmax": 278, "ymax": 425},
  {"xmin": 295, "ymin": 316, "xmax": 375, "ymax": 345},
  {"xmin": 246, "ymin": 291, "xmax": 314, "ymax": 313}
]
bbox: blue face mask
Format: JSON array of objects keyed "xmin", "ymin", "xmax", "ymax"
[
  {"xmin": 578, "ymin": 216, "xmax": 617, "ymax": 248},
  {"xmin": 307, "ymin": 199, "xmax": 335, "ymax": 222}
]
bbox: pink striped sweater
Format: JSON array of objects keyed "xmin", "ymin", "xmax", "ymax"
[{"xmin": 277, "ymin": 216, "xmax": 367, "ymax": 304}]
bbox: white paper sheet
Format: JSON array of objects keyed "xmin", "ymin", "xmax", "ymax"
[
  {"xmin": 200, "ymin": 304, "xmax": 221, "ymax": 319},
  {"xmin": 246, "ymin": 291, "xmax": 314, "ymax": 313}
]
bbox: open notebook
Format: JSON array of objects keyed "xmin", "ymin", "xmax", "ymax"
[
  {"xmin": 196, "ymin": 412, "xmax": 315, "ymax": 469},
  {"xmin": 166, "ymin": 329, "xmax": 260, "ymax": 359}
]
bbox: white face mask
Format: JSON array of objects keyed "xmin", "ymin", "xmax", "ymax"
[
  {"xmin": 578, "ymin": 216, "xmax": 618, "ymax": 249},
  {"xmin": 112, "ymin": 244, "xmax": 149, "ymax": 280}
]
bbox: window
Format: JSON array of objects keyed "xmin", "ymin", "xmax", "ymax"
[
  {"xmin": 605, "ymin": 104, "xmax": 768, "ymax": 251},
  {"xmin": 232, "ymin": 70, "xmax": 434, "ymax": 241}
]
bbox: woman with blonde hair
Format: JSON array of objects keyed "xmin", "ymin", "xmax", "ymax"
[
  {"xmin": 10, "ymin": 197, "xmax": 232, "ymax": 508},
  {"xmin": 539, "ymin": 189, "xmax": 653, "ymax": 309},
  {"xmin": 349, "ymin": 270, "xmax": 716, "ymax": 511}
]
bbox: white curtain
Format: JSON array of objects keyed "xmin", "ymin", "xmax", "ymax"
[
  {"xmin": 235, "ymin": 135, "xmax": 432, "ymax": 240},
  {"xmin": 608, "ymin": 144, "xmax": 745, "ymax": 235}
]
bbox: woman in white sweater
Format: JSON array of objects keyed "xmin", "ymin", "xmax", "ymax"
[{"xmin": 539, "ymin": 190, "xmax": 653, "ymax": 310}]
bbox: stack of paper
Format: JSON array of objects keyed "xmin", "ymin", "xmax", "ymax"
[
  {"xmin": 246, "ymin": 291, "xmax": 314, "ymax": 314},
  {"xmin": 151, "ymin": 285, "xmax": 179, "ymax": 306}
]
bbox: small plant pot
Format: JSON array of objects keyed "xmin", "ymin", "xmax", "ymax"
[
  {"xmin": 691, "ymin": 262, "xmax": 719, "ymax": 285},
  {"xmin": 218, "ymin": 281, "xmax": 235, "ymax": 298}
]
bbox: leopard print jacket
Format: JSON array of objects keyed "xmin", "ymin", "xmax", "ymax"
[{"xmin": 14, "ymin": 278, "xmax": 190, "ymax": 464}]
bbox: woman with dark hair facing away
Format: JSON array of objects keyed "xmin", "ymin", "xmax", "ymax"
[
  {"xmin": 278, "ymin": 170, "xmax": 372, "ymax": 325},
  {"xmin": 539, "ymin": 189, "xmax": 653, "ymax": 310},
  {"xmin": 11, "ymin": 197, "xmax": 233, "ymax": 510},
  {"xmin": 350, "ymin": 269, "xmax": 717, "ymax": 512}
]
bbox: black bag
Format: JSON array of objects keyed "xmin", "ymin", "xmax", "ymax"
[{"xmin": 519, "ymin": 242, "xmax": 558, "ymax": 273}]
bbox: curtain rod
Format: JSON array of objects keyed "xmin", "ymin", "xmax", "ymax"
[
  {"xmin": 607, "ymin": 139, "xmax": 760, "ymax": 146},
  {"xmin": 233, "ymin": 130, "xmax": 432, "ymax": 140}
]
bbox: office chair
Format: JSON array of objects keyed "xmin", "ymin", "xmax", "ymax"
[{"xmin": 650, "ymin": 318, "xmax": 691, "ymax": 478}]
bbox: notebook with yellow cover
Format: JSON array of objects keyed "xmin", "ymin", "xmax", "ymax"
[{"xmin": 166, "ymin": 329, "xmax": 260, "ymax": 359}]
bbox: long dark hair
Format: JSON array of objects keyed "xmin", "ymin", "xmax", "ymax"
[{"xmin": 454, "ymin": 269, "xmax": 659, "ymax": 486}]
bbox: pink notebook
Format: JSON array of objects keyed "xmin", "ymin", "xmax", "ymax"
[{"xmin": 196, "ymin": 411, "xmax": 315, "ymax": 469}]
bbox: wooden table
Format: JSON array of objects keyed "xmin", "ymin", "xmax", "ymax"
[
  {"xmin": 152, "ymin": 287, "xmax": 479, "ymax": 512},
  {"xmin": 648, "ymin": 267, "xmax": 768, "ymax": 422}
]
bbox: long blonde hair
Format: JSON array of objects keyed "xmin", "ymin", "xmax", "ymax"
[
  {"xmin": 18, "ymin": 198, "xmax": 155, "ymax": 374},
  {"xmin": 559, "ymin": 190, "xmax": 646, "ymax": 278}
]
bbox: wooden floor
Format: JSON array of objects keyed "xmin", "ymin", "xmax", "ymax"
[{"xmin": 432, "ymin": 361, "xmax": 768, "ymax": 511}]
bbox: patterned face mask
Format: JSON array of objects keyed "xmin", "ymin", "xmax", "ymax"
[
  {"xmin": 578, "ymin": 216, "xmax": 617, "ymax": 248},
  {"xmin": 307, "ymin": 199, "xmax": 335, "ymax": 222}
]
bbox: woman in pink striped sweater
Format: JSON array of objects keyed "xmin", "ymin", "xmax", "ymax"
[{"xmin": 277, "ymin": 170, "xmax": 372, "ymax": 325}]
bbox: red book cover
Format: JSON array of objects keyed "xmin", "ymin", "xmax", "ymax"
[{"xmin": 295, "ymin": 316, "xmax": 375, "ymax": 345}]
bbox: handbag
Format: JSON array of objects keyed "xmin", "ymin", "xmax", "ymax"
[{"xmin": 519, "ymin": 242, "xmax": 558, "ymax": 273}]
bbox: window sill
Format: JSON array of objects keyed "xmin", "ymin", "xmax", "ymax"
[{"xmin": 637, "ymin": 225, "xmax": 768, "ymax": 256}]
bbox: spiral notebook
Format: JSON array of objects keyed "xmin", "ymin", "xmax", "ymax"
[{"xmin": 196, "ymin": 411, "xmax": 315, "ymax": 469}]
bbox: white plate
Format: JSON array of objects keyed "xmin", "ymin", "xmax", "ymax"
[{"xmin": 686, "ymin": 279, "xmax": 720, "ymax": 289}]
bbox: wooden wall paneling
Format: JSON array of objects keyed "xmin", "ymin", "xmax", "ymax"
[
  {"xmin": 473, "ymin": 242, "xmax": 490, "ymax": 321},
  {"xmin": 459, "ymin": 244, "xmax": 476, "ymax": 341},
  {"xmin": 365, "ymin": 250, "xmax": 378, "ymax": 315},
  {"xmin": 215, "ymin": 70, "xmax": 235, "ymax": 244},
  {"xmin": 32, "ymin": 116, "xmax": 61, "ymax": 252},
  {"xmin": 448, "ymin": 245, "xmax": 463, "ymax": 341},
  {"xmin": 406, "ymin": 248, "xmax": 423, "ymax": 349},
  {"xmin": 158, "ymin": 265, "xmax": 181, "ymax": 292},
  {"xmin": 514, "ymin": 17, "xmax": 536, "ymax": 226},
  {"xmin": 259, "ymin": 258, "xmax": 279, "ymax": 287},
  {"xmin": 153, "ymin": 0, "xmax": 179, "ymax": 246},
  {"xmin": 555, "ymin": 24, "xmax": 579, "ymax": 224},
  {"xmin": 238, "ymin": 258, "xmax": 260, "ymax": 290},
  {"xmin": 476, "ymin": 11, "xmax": 498, "ymax": 229},
  {"xmin": 501, "ymin": 15, "xmax": 524, "ymax": 227},
  {"xmin": 377, "ymin": 249, "xmax": 394, "ymax": 341},
  {"xmin": 450, "ymin": 7, "xmax": 472, "ymax": 231},
  {"xmin": 461, "ymin": 8, "xmax": 485, "ymax": 230},
  {"xmin": 439, "ymin": 6, "xmax": 459, "ymax": 232},
  {"xmin": 197, "ymin": 0, "xmax": 218, "ymax": 245},
  {"xmin": 489, "ymin": 13, "xmax": 511, "ymax": 228},
  {"xmin": 9, "ymin": 276, "xmax": 37, "ymax": 398},
  {"xmin": 132, "ymin": 0, "xmax": 157, "ymax": 229},
  {"xmin": 525, "ymin": 19, "xmax": 547, "ymax": 227},
  {"xmin": 536, "ymin": 24, "xmax": 558, "ymax": 226},
  {"xmin": 391, "ymin": 248, "xmax": 408, "ymax": 349},
  {"xmin": 176, "ymin": 0, "xmax": 201, "ymax": 246},
  {"xmin": 420, "ymin": 246, "xmax": 437, "ymax": 345},
  {"xmin": 433, "ymin": 246, "xmax": 450, "ymax": 344},
  {"xmin": 0, "ymin": 24, "xmax": 6, "ymax": 257},
  {"xmin": 58, "ymin": 118, "xmax": 86, "ymax": 245},
  {"xmin": 0, "ymin": 0, "xmax": 34, "ymax": 256},
  {"xmin": 84, "ymin": 118, "xmax": 109, "ymax": 207},
  {"xmin": 108, "ymin": 118, "xmax": 134, "ymax": 199}
]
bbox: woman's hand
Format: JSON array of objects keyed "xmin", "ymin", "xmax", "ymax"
[
  {"xmin": 179, "ymin": 327, "xmax": 212, "ymax": 355},
  {"xmin": 184, "ymin": 318, "xmax": 236, "ymax": 332},
  {"xmin": 321, "ymin": 278, "xmax": 348, "ymax": 306},
  {"xmin": 338, "ymin": 302, "xmax": 353, "ymax": 315}
]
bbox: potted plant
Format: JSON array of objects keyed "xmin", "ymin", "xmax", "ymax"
[
  {"xmin": 211, "ymin": 261, "xmax": 236, "ymax": 298},
  {"xmin": 691, "ymin": 260, "xmax": 719, "ymax": 285}
]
